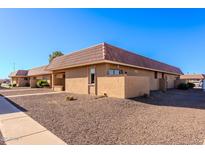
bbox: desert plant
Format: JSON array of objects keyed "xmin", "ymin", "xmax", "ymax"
[
  {"xmin": 66, "ymin": 96, "xmax": 77, "ymax": 101},
  {"xmin": 177, "ymin": 83, "xmax": 189, "ymax": 90},
  {"xmin": 36, "ymin": 80, "xmax": 49, "ymax": 88},
  {"xmin": 187, "ymin": 82, "xmax": 195, "ymax": 89}
]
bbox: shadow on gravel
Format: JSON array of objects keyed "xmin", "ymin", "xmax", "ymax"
[
  {"xmin": 131, "ymin": 89, "xmax": 205, "ymax": 110},
  {"xmin": 0, "ymin": 94, "xmax": 27, "ymax": 114}
]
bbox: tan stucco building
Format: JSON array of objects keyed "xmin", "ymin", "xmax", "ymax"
[
  {"xmin": 46, "ymin": 43, "xmax": 183, "ymax": 98},
  {"xmin": 28, "ymin": 65, "xmax": 52, "ymax": 88},
  {"xmin": 9, "ymin": 66, "xmax": 52, "ymax": 88},
  {"xmin": 9, "ymin": 70, "xmax": 29, "ymax": 87},
  {"xmin": 9, "ymin": 43, "xmax": 183, "ymax": 98}
]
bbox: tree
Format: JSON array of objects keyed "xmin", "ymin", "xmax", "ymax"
[{"xmin": 49, "ymin": 51, "xmax": 64, "ymax": 63}]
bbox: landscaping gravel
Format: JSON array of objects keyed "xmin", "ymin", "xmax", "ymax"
[{"xmin": 4, "ymin": 89, "xmax": 205, "ymax": 145}]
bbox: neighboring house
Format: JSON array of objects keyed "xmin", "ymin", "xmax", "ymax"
[
  {"xmin": 0, "ymin": 79, "xmax": 10, "ymax": 84},
  {"xmin": 180, "ymin": 74, "xmax": 205, "ymax": 88},
  {"xmin": 46, "ymin": 42, "xmax": 183, "ymax": 98},
  {"xmin": 28, "ymin": 65, "xmax": 52, "ymax": 88},
  {"xmin": 9, "ymin": 70, "xmax": 29, "ymax": 87}
]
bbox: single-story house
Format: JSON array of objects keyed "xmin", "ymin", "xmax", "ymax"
[
  {"xmin": 9, "ymin": 70, "xmax": 29, "ymax": 87},
  {"xmin": 28, "ymin": 65, "xmax": 52, "ymax": 88},
  {"xmin": 180, "ymin": 74, "xmax": 205, "ymax": 88},
  {"xmin": 46, "ymin": 42, "xmax": 183, "ymax": 98}
]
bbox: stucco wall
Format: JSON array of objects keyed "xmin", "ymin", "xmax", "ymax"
[
  {"xmin": 65, "ymin": 66, "xmax": 88, "ymax": 94},
  {"xmin": 125, "ymin": 76, "xmax": 150, "ymax": 98},
  {"xmin": 107, "ymin": 64, "xmax": 180, "ymax": 90},
  {"xmin": 30, "ymin": 78, "xmax": 37, "ymax": 88},
  {"xmin": 12, "ymin": 77, "xmax": 29, "ymax": 87},
  {"xmin": 107, "ymin": 64, "xmax": 159, "ymax": 90},
  {"xmin": 64, "ymin": 64, "xmax": 107, "ymax": 94},
  {"xmin": 150, "ymin": 78, "xmax": 160, "ymax": 91},
  {"xmin": 97, "ymin": 76, "xmax": 125, "ymax": 98},
  {"xmin": 11, "ymin": 77, "xmax": 17, "ymax": 85},
  {"xmin": 97, "ymin": 75, "xmax": 150, "ymax": 98},
  {"xmin": 166, "ymin": 74, "xmax": 178, "ymax": 89},
  {"xmin": 61, "ymin": 63, "xmax": 179, "ymax": 97}
]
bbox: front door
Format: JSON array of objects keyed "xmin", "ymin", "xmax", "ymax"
[{"xmin": 88, "ymin": 67, "xmax": 96, "ymax": 95}]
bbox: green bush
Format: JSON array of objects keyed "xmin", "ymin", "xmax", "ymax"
[
  {"xmin": 36, "ymin": 80, "xmax": 49, "ymax": 88},
  {"xmin": 177, "ymin": 83, "xmax": 189, "ymax": 90},
  {"xmin": 187, "ymin": 82, "xmax": 195, "ymax": 89}
]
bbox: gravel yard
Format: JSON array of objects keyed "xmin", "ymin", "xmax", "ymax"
[{"xmin": 1, "ymin": 89, "xmax": 205, "ymax": 144}]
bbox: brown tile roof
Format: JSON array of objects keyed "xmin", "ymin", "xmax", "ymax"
[
  {"xmin": 28, "ymin": 65, "xmax": 51, "ymax": 76},
  {"xmin": 46, "ymin": 42, "xmax": 183, "ymax": 75},
  {"xmin": 9, "ymin": 70, "xmax": 28, "ymax": 77},
  {"xmin": 46, "ymin": 44, "xmax": 104, "ymax": 70},
  {"xmin": 180, "ymin": 74, "xmax": 205, "ymax": 80},
  {"xmin": 104, "ymin": 43, "xmax": 183, "ymax": 74}
]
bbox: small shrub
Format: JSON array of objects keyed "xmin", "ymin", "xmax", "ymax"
[
  {"xmin": 12, "ymin": 83, "xmax": 16, "ymax": 87},
  {"xmin": 177, "ymin": 83, "xmax": 189, "ymax": 90},
  {"xmin": 36, "ymin": 80, "xmax": 49, "ymax": 88},
  {"xmin": 143, "ymin": 93, "xmax": 149, "ymax": 98},
  {"xmin": 187, "ymin": 82, "xmax": 195, "ymax": 89}
]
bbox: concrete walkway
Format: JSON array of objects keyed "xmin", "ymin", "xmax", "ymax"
[
  {"xmin": 0, "ymin": 96, "xmax": 66, "ymax": 145},
  {"xmin": 5, "ymin": 91, "xmax": 65, "ymax": 98},
  {"xmin": 0, "ymin": 88, "xmax": 40, "ymax": 92}
]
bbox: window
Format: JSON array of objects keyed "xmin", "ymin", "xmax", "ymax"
[
  {"xmin": 90, "ymin": 68, "xmax": 95, "ymax": 84},
  {"xmin": 108, "ymin": 69, "xmax": 123, "ymax": 75},
  {"xmin": 24, "ymin": 78, "xmax": 28, "ymax": 81},
  {"xmin": 154, "ymin": 71, "xmax": 158, "ymax": 79}
]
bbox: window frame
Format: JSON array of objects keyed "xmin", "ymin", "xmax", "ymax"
[{"xmin": 107, "ymin": 69, "xmax": 123, "ymax": 76}]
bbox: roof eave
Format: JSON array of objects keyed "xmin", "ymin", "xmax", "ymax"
[{"xmin": 46, "ymin": 60, "xmax": 182, "ymax": 75}]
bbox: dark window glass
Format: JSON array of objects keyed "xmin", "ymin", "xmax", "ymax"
[
  {"xmin": 90, "ymin": 68, "xmax": 95, "ymax": 84},
  {"xmin": 155, "ymin": 72, "xmax": 158, "ymax": 79}
]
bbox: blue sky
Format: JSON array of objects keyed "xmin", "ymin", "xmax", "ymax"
[{"xmin": 0, "ymin": 9, "xmax": 205, "ymax": 78}]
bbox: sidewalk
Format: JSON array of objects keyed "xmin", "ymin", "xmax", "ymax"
[{"xmin": 0, "ymin": 96, "xmax": 66, "ymax": 145}]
